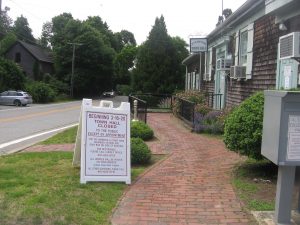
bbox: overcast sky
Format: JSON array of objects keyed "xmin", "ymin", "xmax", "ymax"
[{"xmin": 3, "ymin": 0, "xmax": 246, "ymax": 45}]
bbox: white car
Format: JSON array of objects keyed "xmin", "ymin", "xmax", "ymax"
[
  {"xmin": 0, "ymin": 90, "xmax": 33, "ymax": 106},
  {"xmin": 102, "ymin": 90, "xmax": 115, "ymax": 97}
]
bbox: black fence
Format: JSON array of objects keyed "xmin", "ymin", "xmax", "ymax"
[
  {"xmin": 128, "ymin": 92, "xmax": 222, "ymax": 126},
  {"xmin": 131, "ymin": 93, "xmax": 172, "ymax": 110},
  {"xmin": 205, "ymin": 92, "xmax": 223, "ymax": 110},
  {"xmin": 128, "ymin": 95, "xmax": 147, "ymax": 123},
  {"xmin": 173, "ymin": 96, "xmax": 196, "ymax": 126}
]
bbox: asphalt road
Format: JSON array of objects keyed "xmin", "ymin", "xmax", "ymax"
[{"xmin": 0, "ymin": 96, "xmax": 128, "ymax": 155}]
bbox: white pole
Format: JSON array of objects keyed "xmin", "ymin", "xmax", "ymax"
[
  {"xmin": 133, "ymin": 100, "xmax": 138, "ymax": 121},
  {"xmin": 199, "ymin": 53, "xmax": 202, "ymax": 91}
]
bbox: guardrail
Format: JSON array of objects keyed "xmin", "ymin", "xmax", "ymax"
[
  {"xmin": 205, "ymin": 92, "xmax": 223, "ymax": 110},
  {"xmin": 128, "ymin": 95, "xmax": 147, "ymax": 123},
  {"xmin": 131, "ymin": 93, "xmax": 172, "ymax": 110},
  {"xmin": 173, "ymin": 96, "xmax": 196, "ymax": 126}
]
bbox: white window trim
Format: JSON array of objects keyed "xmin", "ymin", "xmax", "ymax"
[
  {"xmin": 234, "ymin": 31, "xmax": 239, "ymax": 66},
  {"xmin": 235, "ymin": 23, "xmax": 254, "ymax": 79},
  {"xmin": 239, "ymin": 26, "xmax": 248, "ymax": 67},
  {"xmin": 246, "ymin": 23, "xmax": 254, "ymax": 79},
  {"xmin": 204, "ymin": 48, "xmax": 214, "ymax": 81}
]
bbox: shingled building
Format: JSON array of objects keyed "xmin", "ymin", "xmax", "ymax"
[{"xmin": 5, "ymin": 40, "xmax": 54, "ymax": 79}]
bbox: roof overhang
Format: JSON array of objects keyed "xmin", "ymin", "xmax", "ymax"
[{"xmin": 182, "ymin": 53, "xmax": 200, "ymax": 66}]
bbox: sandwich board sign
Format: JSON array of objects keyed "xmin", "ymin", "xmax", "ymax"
[{"xmin": 73, "ymin": 99, "xmax": 131, "ymax": 184}]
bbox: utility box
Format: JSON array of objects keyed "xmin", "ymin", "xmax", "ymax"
[{"xmin": 262, "ymin": 90, "xmax": 300, "ymax": 166}]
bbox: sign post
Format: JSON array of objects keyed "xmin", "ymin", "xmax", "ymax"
[
  {"xmin": 190, "ymin": 38, "xmax": 207, "ymax": 53},
  {"xmin": 75, "ymin": 99, "xmax": 131, "ymax": 184},
  {"xmin": 190, "ymin": 38, "xmax": 208, "ymax": 90},
  {"xmin": 261, "ymin": 91, "xmax": 300, "ymax": 224}
]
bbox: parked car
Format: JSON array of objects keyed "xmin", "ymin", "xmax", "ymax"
[
  {"xmin": 101, "ymin": 90, "xmax": 115, "ymax": 98},
  {"xmin": 0, "ymin": 90, "xmax": 33, "ymax": 106}
]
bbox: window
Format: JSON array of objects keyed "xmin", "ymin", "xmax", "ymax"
[
  {"xmin": 205, "ymin": 50, "xmax": 210, "ymax": 80},
  {"xmin": 8, "ymin": 91, "xmax": 17, "ymax": 96},
  {"xmin": 15, "ymin": 53, "xmax": 21, "ymax": 63},
  {"xmin": 239, "ymin": 30, "xmax": 248, "ymax": 66},
  {"xmin": 204, "ymin": 48, "xmax": 214, "ymax": 81},
  {"xmin": 234, "ymin": 23, "xmax": 254, "ymax": 79}
]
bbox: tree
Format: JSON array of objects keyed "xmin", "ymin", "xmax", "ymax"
[
  {"xmin": 13, "ymin": 15, "xmax": 35, "ymax": 42},
  {"xmin": 49, "ymin": 14, "xmax": 116, "ymax": 96},
  {"xmin": 115, "ymin": 30, "xmax": 136, "ymax": 49},
  {"xmin": 132, "ymin": 15, "xmax": 188, "ymax": 93},
  {"xmin": 0, "ymin": 32, "xmax": 17, "ymax": 54},
  {"xmin": 114, "ymin": 45, "xmax": 137, "ymax": 85},
  {"xmin": 223, "ymin": 8, "xmax": 232, "ymax": 19},
  {"xmin": 39, "ymin": 22, "xmax": 52, "ymax": 48},
  {"xmin": 84, "ymin": 16, "xmax": 119, "ymax": 51},
  {"xmin": 0, "ymin": 57, "xmax": 25, "ymax": 92},
  {"xmin": 216, "ymin": 16, "xmax": 224, "ymax": 26},
  {"xmin": 216, "ymin": 8, "xmax": 232, "ymax": 26},
  {"xmin": 0, "ymin": 7, "xmax": 13, "ymax": 38},
  {"xmin": 70, "ymin": 24, "xmax": 116, "ymax": 96},
  {"xmin": 170, "ymin": 36, "xmax": 189, "ymax": 87}
]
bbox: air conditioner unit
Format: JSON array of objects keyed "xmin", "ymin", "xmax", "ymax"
[
  {"xmin": 216, "ymin": 59, "xmax": 232, "ymax": 70},
  {"xmin": 230, "ymin": 66, "xmax": 246, "ymax": 79},
  {"xmin": 279, "ymin": 32, "xmax": 300, "ymax": 59}
]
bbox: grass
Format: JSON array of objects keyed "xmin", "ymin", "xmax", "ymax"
[
  {"xmin": 232, "ymin": 158, "xmax": 278, "ymax": 211},
  {"xmin": 0, "ymin": 151, "xmax": 160, "ymax": 225},
  {"xmin": 1, "ymin": 125, "xmax": 165, "ymax": 225},
  {"xmin": 40, "ymin": 126, "xmax": 78, "ymax": 145}
]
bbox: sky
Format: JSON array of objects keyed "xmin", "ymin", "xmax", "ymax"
[{"xmin": 3, "ymin": 0, "xmax": 247, "ymax": 45}]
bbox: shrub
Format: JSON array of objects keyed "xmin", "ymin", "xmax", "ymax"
[
  {"xmin": 157, "ymin": 97, "xmax": 172, "ymax": 109},
  {"xmin": 44, "ymin": 74, "xmax": 70, "ymax": 95},
  {"xmin": 116, "ymin": 84, "xmax": 132, "ymax": 96},
  {"xmin": 131, "ymin": 138, "xmax": 151, "ymax": 165},
  {"xmin": 175, "ymin": 90, "xmax": 206, "ymax": 104},
  {"xmin": 172, "ymin": 91, "xmax": 208, "ymax": 116},
  {"xmin": 0, "ymin": 57, "xmax": 25, "ymax": 92},
  {"xmin": 131, "ymin": 121, "xmax": 154, "ymax": 141},
  {"xmin": 25, "ymin": 81, "xmax": 56, "ymax": 103},
  {"xmin": 193, "ymin": 110, "xmax": 224, "ymax": 134},
  {"xmin": 223, "ymin": 92, "xmax": 264, "ymax": 160},
  {"xmin": 194, "ymin": 103, "xmax": 212, "ymax": 116}
]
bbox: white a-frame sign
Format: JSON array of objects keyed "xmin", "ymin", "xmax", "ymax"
[{"xmin": 73, "ymin": 99, "xmax": 131, "ymax": 184}]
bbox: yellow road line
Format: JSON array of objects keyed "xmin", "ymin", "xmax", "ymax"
[{"xmin": 0, "ymin": 105, "xmax": 80, "ymax": 123}]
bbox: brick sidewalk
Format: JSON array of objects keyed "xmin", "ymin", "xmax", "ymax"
[
  {"xmin": 111, "ymin": 113, "xmax": 253, "ymax": 225},
  {"xmin": 23, "ymin": 143, "xmax": 74, "ymax": 152}
]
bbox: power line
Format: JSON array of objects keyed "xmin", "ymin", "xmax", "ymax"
[{"xmin": 7, "ymin": 0, "xmax": 42, "ymax": 21}]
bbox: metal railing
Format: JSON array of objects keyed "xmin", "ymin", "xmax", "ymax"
[
  {"xmin": 173, "ymin": 96, "xmax": 196, "ymax": 126},
  {"xmin": 131, "ymin": 93, "xmax": 172, "ymax": 110},
  {"xmin": 205, "ymin": 92, "xmax": 223, "ymax": 109},
  {"xmin": 128, "ymin": 95, "xmax": 147, "ymax": 123}
]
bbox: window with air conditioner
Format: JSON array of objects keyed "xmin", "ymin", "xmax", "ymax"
[{"xmin": 232, "ymin": 23, "xmax": 254, "ymax": 80}]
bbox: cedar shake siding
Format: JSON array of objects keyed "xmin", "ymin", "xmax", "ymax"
[
  {"xmin": 226, "ymin": 15, "xmax": 281, "ymax": 107},
  {"xmin": 201, "ymin": 81, "xmax": 214, "ymax": 94}
]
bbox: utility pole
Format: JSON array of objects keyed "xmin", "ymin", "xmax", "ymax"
[
  {"xmin": 0, "ymin": 0, "xmax": 2, "ymax": 16},
  {"xmin": 68, "ymin": 42, "xmax": 83, "ymax": 98},
  {"xmin": 221, "ymin": 0, "xmax": 224, "ymax": 18}
]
